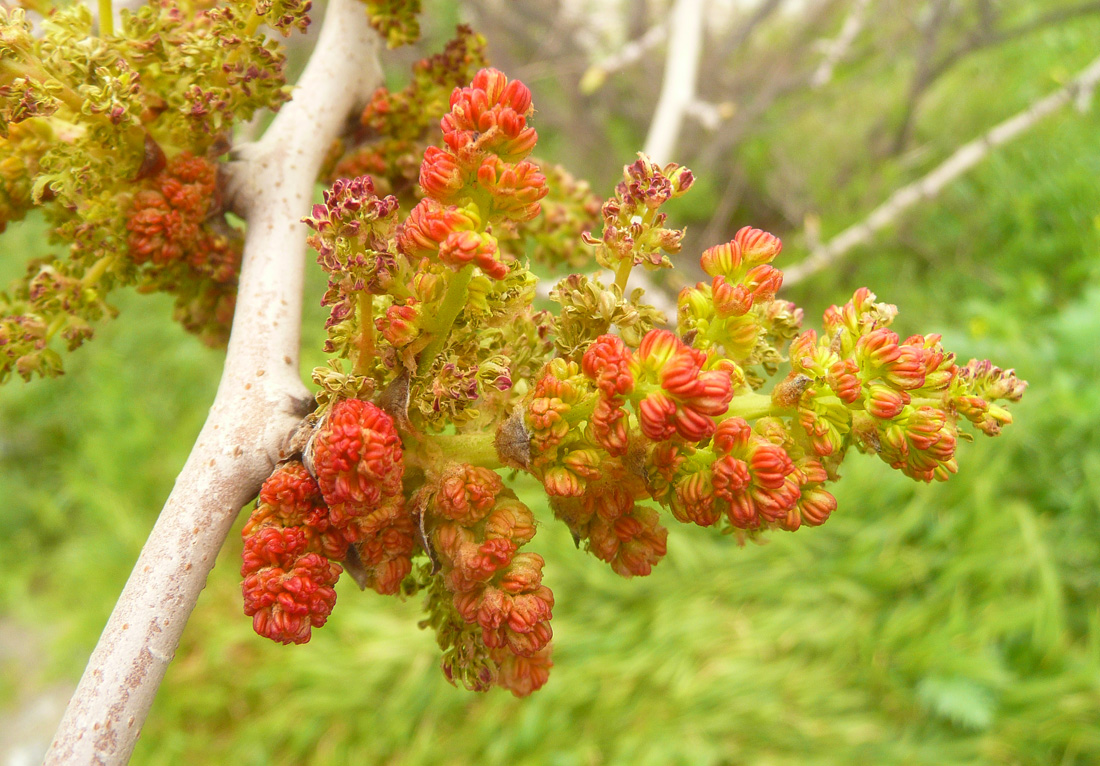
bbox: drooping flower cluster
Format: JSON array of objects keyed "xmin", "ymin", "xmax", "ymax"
[
  {"xmin": 124, "ymin": 151, "xmax": 242, "ymax": 344},
  {"xmin": 245, "ymin": 67, "xmax": 1025, "ymax": 701},
  {"xmin": 241, "ymin": 462, "xmax": 344, "ymax": 644},
  {"xmin": 425, "ymin": 464, "xmax": 554, "ymax": 695},
  {"xmin": 241, "ymin": 397, "xmax": 417, "ymax": 643}
]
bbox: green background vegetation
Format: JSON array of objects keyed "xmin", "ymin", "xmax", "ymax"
[{"xmin": 3, "ymin": 4, "xmax": 1100, "ymax": 764}]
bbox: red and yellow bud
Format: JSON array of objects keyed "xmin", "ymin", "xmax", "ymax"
[{"xmin": 732, "ymin": 225, "xmax": 782, "ymax": 265}]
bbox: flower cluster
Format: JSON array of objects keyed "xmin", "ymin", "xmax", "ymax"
[
  {"xmin": 400, "ymin": 66, "xmax": 547, "ymax": 278},
  {"xmin": 241, "ymin": 397, "xmax": 419, "ymax": 642},
  {"xmin": 426, "ymin": 464, "xmax": 554, "ymax": 695},
  {"xmin": 0, "ymin": 0, "xmax": 296, "ymax": 381},
  {"xmin": 241, "ymin": 462, "xmax": 344, "ymax": 644},
  {"xmin": 244, "ymin": 67, "xmax": 1025, "ymax": 700},
  {"xmin": 363, "ymin": 0, "xmax": 422, "ymax": 48},
  {"xmin": 583, "ymin": 154, "xmax": 694, "ymax": 279},
  {"xmin": 124, "ymin": 152, "xmax": 242, "ymax": 344},
  {"xmin": 306, "ymin": 66, "xmax": 555, "ymax": 431},
  {"xmin": 522, "ymin": 220, "xmax": 1025, "ymax": 555}
]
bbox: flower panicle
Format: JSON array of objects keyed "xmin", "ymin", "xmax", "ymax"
[
  {"xmin": 583, "ymin": 153, "xmax": 695, "ymax": 274},
  {"xmin": 398, "ymin": 67, "xmax": 548, "ymax": 283},
  {"xmin": 426, "ymin": 465, "xmax": 555, "ymax": 696},
  {"xmin": 525, "ymin": 217, "xmax": 1024, "ymax": 555}
]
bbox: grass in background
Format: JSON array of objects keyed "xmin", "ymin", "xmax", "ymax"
[{"xmin": 4, "ymin": 11, "xmax": 1100, "ymax": 765}]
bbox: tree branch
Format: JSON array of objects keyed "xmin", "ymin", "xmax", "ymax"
[
  {"xmin": 644, "ymin": 0, "xmax": 706, "ymax": 164},
  {"xmin": 891, "ymin": 0, "xmax": 1100, "ymax": 154},
  {"xmin": 579, "ymin": 22, "xmax": 667, "ymax": 93},
  {"xmin": 784, "ymin": 53, "xmax": 1100, "ymax": 286},
  {"xmin": 810, "ymin": 0, "xmax": 870, "ymax": 88},
  {"xmin": 44, "ymin": 2, "xmax": 382, "ymax": 763}
]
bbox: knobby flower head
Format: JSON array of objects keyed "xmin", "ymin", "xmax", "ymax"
[{"xmin": 310, "ymin": 398, "xmax": 405, "ymax": 509}]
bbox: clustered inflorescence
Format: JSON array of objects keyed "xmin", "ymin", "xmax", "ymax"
[
  {"xmin": 239, "ymin": 65, "xmax": 1026, "ymax": 697},
  {"xmin": 0, "ymin": 0, "xmax": 299, "ymax": 381},
  {"xmin": 0, "ymin": 0, "xmax": 430, "ymax": 383}
]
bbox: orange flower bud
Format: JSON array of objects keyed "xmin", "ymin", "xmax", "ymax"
[{"xmin": 733, "ymin": 226, "xmax": 782, "ymax": 265}]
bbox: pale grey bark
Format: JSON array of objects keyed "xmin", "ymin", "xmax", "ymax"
[{"xmin": 44, "ymin": 2, "xmax": 383, "ymax": 762}]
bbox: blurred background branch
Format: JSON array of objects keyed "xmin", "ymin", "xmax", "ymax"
[{"xmin": 786, "ymin": 51, "xmax": 1100, "ymax": 286}]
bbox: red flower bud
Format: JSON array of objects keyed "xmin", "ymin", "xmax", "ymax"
[
  {"xmin": 436, "ymin": 464, "xmax": 504, "ymax": 525},
  {"xmin": 713, "ymin": 416, "xmax": 753, "ymax": 454},
  {"xmin": 587, "ymin": 504, "xmax": 668, "ymax": 577},
  {"xmin": 700, "ymin": 240, "xmax": 743, "ymax": 277},
  {"xmin": 632, "ymin": 329, "xmax": 733, "ymax": 441},
  {"xmin": 865, "ymin": 383, "xmax": 910, "ymax": 420},
  {"xmin": 397, "ymin": 198, "xmax": 480, "ymax": 259},
  {"xmin": 419, "ymin": 145, "xmax": 464, "ymax": 200},
  {"xmin": 311, "ymin": 398, "xmax": 404, "ymax": 508},
  {"xmin": 483, "ymin": 493, "xmax": 537, "ymax": 548},
  {"xmin": 590, "ymin": 396, "xmax": 629, "ymax": 456},
  {"xmin": 242, "ymin": 552, "xmax": 341, "ymax": 645},
  {"xmin": 542, "ymin": 465, "xmax": 586, "ymax": 497},
  {"xmin": 454, "ymin": 569, "xmax": 555, "ymax": 658},
  {"xmin": 244, "ymin": 462, "xmax": 348, "ymax": 562},
  {"xmin": 379, "ymin": 299, "xmax": 420, "ymax": 347},
  {"xmin": 438, "ymin": 229, "xmax": 508, "ymax": 279},
  {"xmin": 582, "ymin": 334, "xmax": 635, "ymax": 398},
  {"xmin": 494, "ymin": 646, "xmax": 552, "ymax": 697},
  {"xmin": 827, "ymin": 358, "xmax": 862, "ymax": 403},
  {"xmin": 671, "ymin": 470, "xmax": 721, "ymax": 527},
  {"xmin": 475, "ymin": 156, "xmax": 547, "ymax": 222}
]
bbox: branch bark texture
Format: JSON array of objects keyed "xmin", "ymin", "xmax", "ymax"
[
  {"xmin": 785, "ymin": 53, "xmax": 1100, "ymax": 286},
  {"xmin": 45, "ymin": 2, "xmax": 382, "ymax": 763}
]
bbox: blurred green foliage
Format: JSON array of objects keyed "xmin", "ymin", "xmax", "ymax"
[{"xmin": 3, "ymin": 4, "xmax": 1100, "ymax": 765}]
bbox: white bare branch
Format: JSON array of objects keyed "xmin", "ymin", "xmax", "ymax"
[
  {"xmin": 811, "ymin": 0, "xmax": 871, "ymax": 88},
  {"xmin": 684, "ymin": 98, "xmax": 734, "ymax": 130},
  {"xmin": 785, "ymin": 53, "xmax": 1100, "ymax": 286},
  {"xmin": 44, "ymin": 2, "xmax": 382, "ymax": 763},
  {"xmin": 644, "ymin": 0, "xmax": 707, "ymax": 165},
  {"xmin": 580, "ymin": 23, "xmax": 667, "ymax": 93}
]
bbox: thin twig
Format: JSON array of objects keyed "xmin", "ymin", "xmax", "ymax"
[
  {"xmin": 785, "ymin": 53, "xmax": 1100, "ymax": 286},
  {"xmin": 810, "ymin": 0, "xmax": 870, "ymax": 88},
  {"xmin": 44, "ymin": 2, "xmax": 382, "ymax": 763},
  {"xmin": 579, "ymin": 22, "xmax": 667, "ymax": 92}
]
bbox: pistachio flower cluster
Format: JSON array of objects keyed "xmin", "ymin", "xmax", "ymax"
[
  {"xmin": 327, "ymin": 27, "xmax": 601, "ymax": 271},
  {"xmin": 244, "ymin": 67, "xmax": 1025, "ymax": 699},
  {"xmin": 0, "ymin": 0, "xmax": 429, "ymax": 382},
  {"xmin": 0, "ymin": 0, "xmax": 301, "ymax": 381}
]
